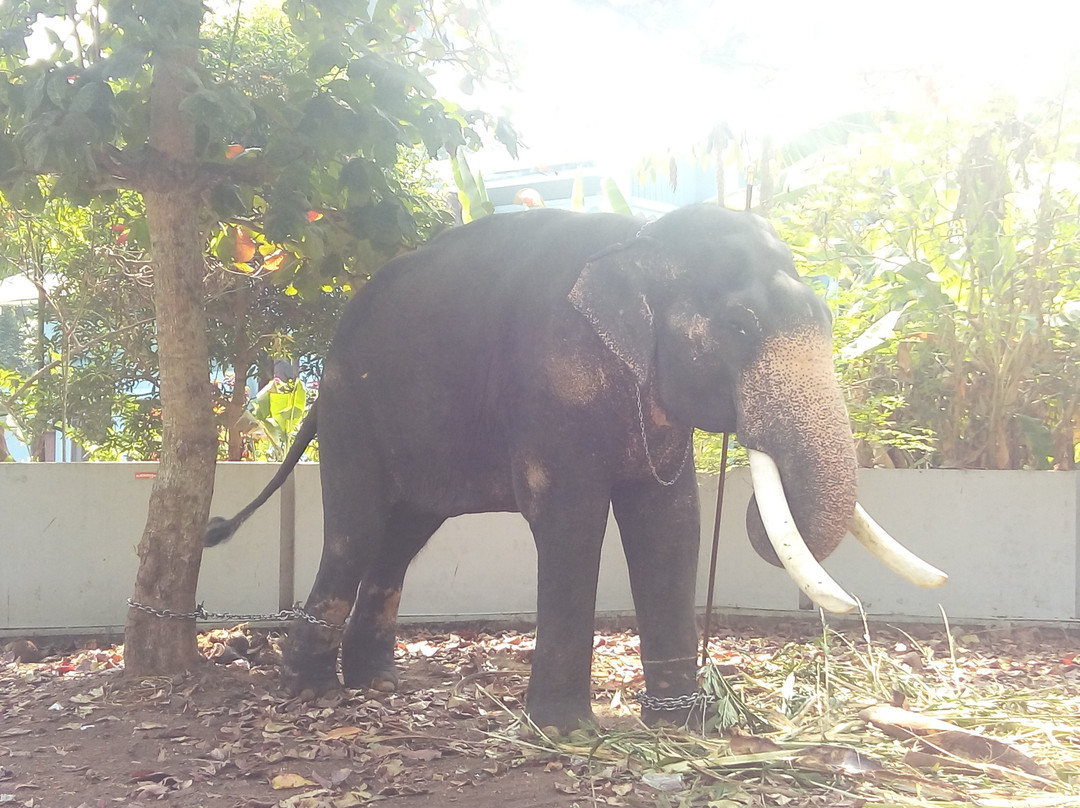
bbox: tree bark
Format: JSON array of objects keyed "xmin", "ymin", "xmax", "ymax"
[{"xmin": 125, "ymin": 4, "xmax": 218, "ymax": 674}]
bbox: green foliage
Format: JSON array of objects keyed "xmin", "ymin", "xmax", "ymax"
[
  {"xmin": 250, "ymin": 376, "xmax": 309, "ymax": 458},
  {"xmin": 0, "ymin": 189, "xmax": 160, "ymax": 458},
  {"xmin": 0, "ymin": 305, "xmax": 32, "ymax": 376},
  {"xmin": 451, "ymin": 148, "xmax": 493, "ymax": 222},
  {"xmin": 693, "ymin": 431, "xmax": 747, "ymax": 475},
  {"xmin": 0, "ymin": 0, "xmax": 516, "ymax": 461},
  {"xmin": 602, "ymin": 177, "xmax": 633, "ymax": 215},
  {"xmin": 772, "ymin": 97, "xmax": 1080, "ymax": 469}
]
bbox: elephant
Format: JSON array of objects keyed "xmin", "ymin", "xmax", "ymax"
[{"xmin": 206, "ymin": 204, "xmax": 945, "ymax": 731}]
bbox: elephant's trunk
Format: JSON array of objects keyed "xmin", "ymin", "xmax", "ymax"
[
  {"xmin": 735, "ymin": 325, "xmax": 946, "ymax": 611},
  {"xmin": 736, "ymin": 325, "xmax": 858, "ymax": 567}
]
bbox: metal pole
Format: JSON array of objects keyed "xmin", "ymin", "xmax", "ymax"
[
  {"xmin": 700, "ymin": 180, "xmax": 754, "ymax": 667},
  {"xmin": 279, "ymin": 473, "xmax": 296, "ymax": 610},
  {"xmin": 699, "ymin": 434, "xmax": 729, "ymax": 667}
]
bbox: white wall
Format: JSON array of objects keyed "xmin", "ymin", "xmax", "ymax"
[{"xmin": 2, "ymin": 463, "xmax": 1077, "ymax": 635}]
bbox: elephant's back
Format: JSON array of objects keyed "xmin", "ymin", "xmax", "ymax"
[
  {"xmin": 332, "ymin": 209, "xmax": 640, "ymax": 356},
  {"xmin": 358, "ymin": 209, "xmax": 638, "ymax": 308}
]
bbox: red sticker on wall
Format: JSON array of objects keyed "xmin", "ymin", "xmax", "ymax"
[{"xmin": 134, "ymin": 471, "xmax": 157, "ymax": 479}]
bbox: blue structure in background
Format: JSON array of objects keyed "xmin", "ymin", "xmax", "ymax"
[{"xmin": 480, "ymin": 157, "xmax": 720, "ymax": 219}]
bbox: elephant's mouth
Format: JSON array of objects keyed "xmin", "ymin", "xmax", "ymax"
[{"xmin": 746, "ymin": 450, "xmax": 947, "ymax": 613}]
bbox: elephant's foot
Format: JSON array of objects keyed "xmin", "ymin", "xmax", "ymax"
[
  {"xmin": 341, "ymin": 662, "xmax": 400, "ymax": 692},
  {"xmin": 527, "ymin": 703, "xmax": 596, "ymax": 735},
  {"xmin": 279, "ymin": 647, "xmax": 341, "ymax": 698},
  {"xmin": 638, "ymin": 660, "xmax": 701, "ymax": 728},
  {"xmin": 640, "ymin": 702, "xmax": 696, "ymax": 728},
  {"xmin": 340, "ymin": 643, "xmax": 399, "ymax": 692},
  {"xmin": 525, "ymin": 688, "xmax": 596, "ymax": 734}
]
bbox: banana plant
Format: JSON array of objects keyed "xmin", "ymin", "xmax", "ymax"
[
  {"xmin": 251, "ymin": 377, "xmax": 309, "ymax": 457},
  {"xmin": 451, "ymin": 150, "xmax": 494, "ymax": 223}
]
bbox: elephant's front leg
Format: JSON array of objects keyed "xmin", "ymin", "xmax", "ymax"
[
  {"xmin": 523, "ymin": 475, "xmax": 612, "ymax": 732},
  {"xmin": 612, "ymin": 470, "xmax": 701, "ymax": 726}
]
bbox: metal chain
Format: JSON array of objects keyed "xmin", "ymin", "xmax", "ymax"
[
  {"xmin": 133, "ymin": 596, "xmax": 710, "ymax": 713},
  {"xmin": 126, "ymin": 599, "xmax": 344, "ymax": 630},
  {"xmin": 635, "ymin": 689, "xmax": 715, "ymax": 712},
  {"xmin": 635, "ymin": 386, "xmax": 692, "ymax": 486}
]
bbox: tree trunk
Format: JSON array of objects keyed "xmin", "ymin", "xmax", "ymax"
[
  {"xmin": 1053, "ymin": 400, "xmax": 1077, "ymax": 470},
  {"xmin": 125, "ymin": 5, "xmax": 217, "ymax": 675}
]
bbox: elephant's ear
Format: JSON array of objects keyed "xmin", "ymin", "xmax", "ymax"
[{"xmin": 568, "ymin": 243, "xmax": 654, "ymax": 386}]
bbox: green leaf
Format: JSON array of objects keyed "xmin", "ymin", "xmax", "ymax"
[
  {"xmin": 475, "ymin": 170, "xmax": 488, "ymax": 207},
  {"xmin": 208, "ymin": 184, "xmax": 248, "ymax": 219},
  {"xmin": 838, "ymin": 306, "xmax": 909, "ymax": 360},
  {"xmin": 452, "ymin": 150, "xmax": 489, "ymax": 223},
  {"xmin": 602, "ymin": 178, "xmax": 632, "ymax": 215},
  {"xmin": 570, "ymin": 168, "xmax": 585, "ymax": 212},
  {"xmin": 252, "ymin": 378, "xmax": 305, "ymax": 453},
  {"xmin": 0, "ymin": 134, "xmax": 16, "ymax": 175},
  {"xmin": 70, "ymin": 81, "xmax": 115, "ymax": 136},
  {"xmin": 268, "ymin": 382, "xmax": 306, "ymax": 436},
  {"xmin": 45, "ymin": 69, "xmax": 73, "ymax": 108},
  {"xmin": 309, "ymin": 40, "xmax": 349, "ymax": 77},
  {"xmin": 213, "ymin": 227, "xmax": 237, "ymax": 263},
  {"xmin": 1017, "ymin": 415, "xmax": 1054, "ymax": 470}
]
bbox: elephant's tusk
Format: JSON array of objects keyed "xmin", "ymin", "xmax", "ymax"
[
  {"xmin": 747, "ymin": 450, "xmax": 858, "ymax": 614},
  {"xmin": 849, "ymin": 503, "xmax": 948, "ymax": 588}
]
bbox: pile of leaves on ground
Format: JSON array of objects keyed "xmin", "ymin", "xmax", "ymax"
[{"xmin": 2, "ymin": 617, "xmax": 1080, "ymax": 807}]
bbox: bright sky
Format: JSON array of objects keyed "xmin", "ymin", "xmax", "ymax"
[
  {"xmin": 471, "ymin": 0, "xmax": 1080, "ymax": 169},
  {"xmin": 19, "ymin": 0, "xmax": 1080, "ymax": 172}
]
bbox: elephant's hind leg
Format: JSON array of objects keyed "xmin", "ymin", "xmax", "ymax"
[
  {"xmin": 340, "ymin": 506, "xmax": 445, "ymax": 691},
  {"xmin": 283, "ymin": 463, "xmax": 387, "ymax": 696}
]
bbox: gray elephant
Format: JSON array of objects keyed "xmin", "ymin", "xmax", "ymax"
[{"xmin": 207, "ymin": 204, "xmax": 944, "ymax": 730}]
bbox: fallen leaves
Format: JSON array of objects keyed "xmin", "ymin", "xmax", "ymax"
[
  {"xmin": 2, "ymin": 621, "xmax": 1080, "ymax": 806},
  {"xmin": 129, "ymin": 769, "xmax": 194, "ymax": 799},
  {"xmin": 861, "ymin": 702, "xmax": 1057, "ymax": 781},
  {"xmin": 271, "ymin": 772, "xmax": 317, "ymax": 789},
  {"xmin": 319, "ymin": 726, "xmax": 365, "ymax": 741},
  {"xmin": 505, "ymin": 623, "xmax": 1080, "ymax": 806}
]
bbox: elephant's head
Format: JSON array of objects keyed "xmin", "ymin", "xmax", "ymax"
[{"xmin": 569, "ymin": 205, "xmax": 946, "ymax": 611}]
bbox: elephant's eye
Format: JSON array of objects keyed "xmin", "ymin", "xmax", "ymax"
[
  {"xmin": 722, "ymin": 321, "xmax": 748, "ymax": 336},
  {"xmin": 716, "ymin": 316, "xmax": 754, "ymax": 339},
  {"xmin": 714, "ymin": 304, "xmax": 760, "ymax": 342}
]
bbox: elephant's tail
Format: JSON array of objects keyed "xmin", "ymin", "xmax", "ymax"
[{"xmin": 205, "ymin": 401, "xmax": 319, "ymax": 547}]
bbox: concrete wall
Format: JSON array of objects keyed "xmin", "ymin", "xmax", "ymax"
[{"xmin": 2, "ymin": 463, "xmax": 1077, "ymax": 635}]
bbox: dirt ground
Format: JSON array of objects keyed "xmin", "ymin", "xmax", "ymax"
[
  {"xmin": 1, "ymin": 624, "xmax": 659, "ymax": 808},
  {"xmin": 3, "ymin": 619, "xmax": 1080, "ymax": 808}
]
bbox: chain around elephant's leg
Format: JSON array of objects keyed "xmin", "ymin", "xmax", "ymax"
[
  {"xmin": 281, "ymin": 596, "xmax": 351, "ymax": 696},
  {"xmin": 612, "ymin": 472, "xmax": 702, "ymax": 727}
]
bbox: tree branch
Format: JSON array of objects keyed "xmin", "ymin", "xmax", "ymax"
[{"xmin": 88, "ymin": 145, "xmax": 266, "ymax": 194}]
